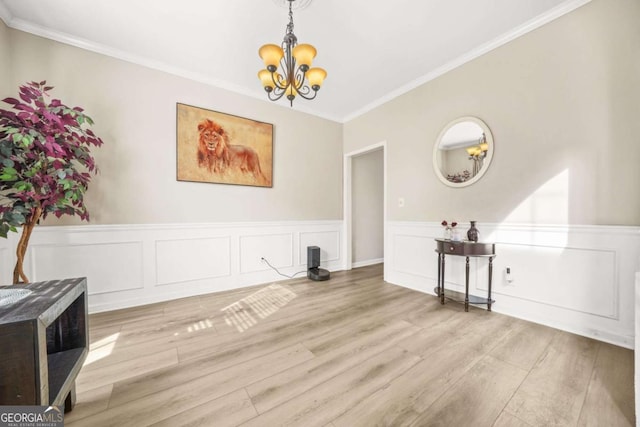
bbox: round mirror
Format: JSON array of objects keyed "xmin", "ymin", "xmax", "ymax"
[{"xmin": 433, "ymin": 116, "xmax": 494, "ymax": 187}]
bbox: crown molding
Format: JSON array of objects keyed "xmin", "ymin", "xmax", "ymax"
[
  {"xmin": 341, "ymin": 0, "xmax": 593, "ymax": 123},
  {"xmin": 0, "ymin": 0, "xmax": 591, "ymax": 124},
  {"xmin": 2, "ymin": 13, "xmax": 342, "ymax": 123}
]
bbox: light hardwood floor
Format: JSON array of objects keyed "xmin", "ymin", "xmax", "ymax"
[{"xmin": 65, "ymin": 264, "xmax": 634, "ymax": 426}]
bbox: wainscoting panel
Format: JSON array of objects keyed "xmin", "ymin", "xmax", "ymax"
[
  {"xmin": 240, "ymin": 233, "xmax": 293, "ymax": 274},
  {"xmin": 393, "ymin": 234, "xmax": 432, "ymax": 277},
  {"xmin": 299, "ymin": 230, "xmax": 341, "ymax": 264},
  {"xmin": 386, "ymin": 221, "xmax": 640, "ymax": 348},
  {"xmin": 30, "ymin": 242, "xmax": 144, "ymax": 295},
  {"xmin": 476, "ymin": 243, "xmax": 617, "ymax": 319},
  {"xmin": 0, "ymin": 242, "xmax": 12, "ymax": 285},
  {"xmin": 156, "ymin": 237, "xmax": 231, "ymax": 285},
  {"xmin": 1, "ymin": 221, "xmax": 343, "ymax": 313}
]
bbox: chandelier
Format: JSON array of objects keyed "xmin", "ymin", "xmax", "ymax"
[{"xmin": 258, "ymin": 0, "xmax": 327, "ymax": 106}]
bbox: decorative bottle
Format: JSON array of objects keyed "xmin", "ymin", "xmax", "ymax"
[
  {"xmin": 444, "ymin": 226, "xmax": 452, "ymax": 240},
  {"xmin": 467, "ymin": 221, "xmax": 479, "ymax": 242}
]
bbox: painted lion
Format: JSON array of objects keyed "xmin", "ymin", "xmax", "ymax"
[
  {"xmin": 197, "ymin": 119, "xmax": 226, "ymax": 173},
  {"xmin": 197, "ymin": 119, "xmax": 266, "ymax": 183}
]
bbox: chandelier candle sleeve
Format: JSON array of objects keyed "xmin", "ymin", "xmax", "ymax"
[{"xmin": 258, "ymin": 0, "xmax": 327, "ymax": 106}]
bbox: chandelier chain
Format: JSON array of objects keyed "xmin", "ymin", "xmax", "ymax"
[{"xmin": 287, "ymin": 1, "xmax": 294, "ymax": 35}]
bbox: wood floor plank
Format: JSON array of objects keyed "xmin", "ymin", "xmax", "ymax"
[
  {"xmin": 76, "ymin": 348, "xmax": 179, "ymax": 394},
  {"xmin": 151, "ymin": 389, "xmax": 258, "ymax": 427},
  {"xmin": 492, "ymin": 411, "xmax": 533, "ymax": 427},
  {"xmin": 73, "ymin": 344, "xmax": 312, "ymax": 426},
  {"xmin": 397, "ymin": 307, "xmax": 518, "ymax": 359},
  {"xmin": 333, "ymin": 311, "xmax": 518, "ymax": 426},
  {"xmin": 577, "ymin": 342, "xmax": 635, "ymax": 426},
  {"xmin": 80, "ymin": 327, "xmax": 216, "ymax": 374},
  {"xmin": 504, "ymin": 332, "xmax": 600, "ymax": 426},
  {"xmin": 409, "ymin": 355, "xmax": 528, "ymax": 427},
  {"xmin": 240, "ymin": 346, "xmax": 422, "ymax": 427},
  {"xmin": 108, "ymin": 343, "xmax": 314, "ymax": 409},
  {"xmin": 64, "ymin": 384, "xmax": 113, "ymax": 425},
  {"xmin": 90, "ymin": 303, "xmax": 166, "ymax": 328},
  {"xmin": 246, "ymin": 320, "xmax": 420, "ymax": 414},
  {"xmin": 489, "ymin": 320, "xmax": 557, "ymax": 371},
  {"xmin": 398, "ymin": 296, "xmax": 460, "ymax": 328}
]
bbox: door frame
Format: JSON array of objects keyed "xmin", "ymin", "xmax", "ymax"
[{"xmin": 343, "ymin": 141, "xmax": 387, "ymax": 279}]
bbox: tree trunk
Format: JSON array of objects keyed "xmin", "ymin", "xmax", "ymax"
[{"xmin": 13, "ymin": 206, "xmax": 42, "ymax": 284}]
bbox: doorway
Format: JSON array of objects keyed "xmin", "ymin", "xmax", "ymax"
[{"xmin": 343, "ymin": 142, "xmax": 387, "ymax": 279}]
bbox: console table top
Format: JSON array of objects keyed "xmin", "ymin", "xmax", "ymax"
[{"xmin": 435, "ymin": 239, "xmax": 496, "ymax": 257}]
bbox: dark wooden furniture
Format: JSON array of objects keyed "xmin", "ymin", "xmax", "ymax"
[
  {"xmin": 0, "ymin": 278, "xmax": 88, "ymax": 411},
  {"xmin": 435, "ymin": 239, "xmax": 495, "ymax": 312}
]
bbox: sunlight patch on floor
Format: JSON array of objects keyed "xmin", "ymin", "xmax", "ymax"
[
  {"xmin": 187, "ymin": 318, "xmax": 214, "ymax": 333},
  {"xmin": 221, "ymin": 284, "xmax": 297, "ymax": 332},
  {"xmin": 85, "ymin": 332, "xmax": 120, "ymax": 366}
]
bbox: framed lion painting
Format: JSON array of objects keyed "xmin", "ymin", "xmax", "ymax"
[{"xmin": 176, "ymin": 103, "xmax": 273, "ymax": 187}]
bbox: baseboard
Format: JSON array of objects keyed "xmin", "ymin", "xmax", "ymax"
[{"xmin": 351, "ymin": 258, "xmax": 384, "ymax": 269}]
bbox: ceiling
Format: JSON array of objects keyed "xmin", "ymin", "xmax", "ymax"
[{"xmin": 0, "ymin": 0, "xmax": 589, "ymax": 122}]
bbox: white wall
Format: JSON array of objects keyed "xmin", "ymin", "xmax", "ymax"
[
  {"xmin": 352, "ymin": 149, "xmax": 384, "ymax": 266},
  {"xmin": 344, "ymin": 0, "xmax": 640, "ymax": 226},
  {"xmin": 6, "ymin": 28, "xmax": 344, "ymax": 225},
  {"xmin": 0, "ymin": 20, "xmax": 9, "ymax": 94}
]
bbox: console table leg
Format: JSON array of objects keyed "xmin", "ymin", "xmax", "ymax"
[
  {"xmin": 436, "ymin": 252, "xmax": 441, "ymax": 301},
  {"xmin": 488, "ymin": 256, "xmax": 494, "ymax": 312},
  {"xmin": 464, "ymin": 256, "xmax": 470, "ymax": 312},
  {"xmin": 440, "ymin": 253, "xmax": 446, "ymax": 305}
]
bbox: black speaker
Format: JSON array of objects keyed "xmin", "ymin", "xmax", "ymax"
[{"xmin": 307, "ymin": 246, "xmax": 320, "ymax": 269}]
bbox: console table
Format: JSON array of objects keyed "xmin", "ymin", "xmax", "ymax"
[
  {"xmin": 434, "ymin": 239, "xmax": 495, "ymax": 312},
  {"xmin": 0, "ymin": 278, "xmax": 88, "ymax": 411}
]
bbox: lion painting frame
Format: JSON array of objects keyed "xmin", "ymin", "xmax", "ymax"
[{"xmin": 176, "ymin": 103, "xmax": 273, "ymax": 188}]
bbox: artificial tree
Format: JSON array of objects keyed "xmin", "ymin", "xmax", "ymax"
[{"xmin": 0, "ymin": 81, "xmax": 103, "ymax": 284}]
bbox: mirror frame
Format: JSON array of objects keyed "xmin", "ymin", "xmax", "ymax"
[{"xmin": 432, "ymin": 116, "xmax": 494, "ymax": 188}]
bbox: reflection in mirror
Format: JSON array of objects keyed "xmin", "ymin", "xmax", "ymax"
[{"xmin": 433, "ymin": 117, "xmax": 494, "ymax": 188}]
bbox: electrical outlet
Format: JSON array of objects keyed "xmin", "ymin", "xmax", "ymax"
[{"xmin": 505, "ymin": 267, "xmax": 513, "ymax": 283}]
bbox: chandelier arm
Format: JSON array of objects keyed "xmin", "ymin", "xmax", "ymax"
[
  {"xmin": 296, "ymin": 87, "xmax": 318, "ymax": 100},
  {"xmin": 291, "ymin": 67, "xmax": 315, "ymax": 99},
  {"xmin": 293, "ymin": 67, "xmax": 306, "ymax": 89},
  {"xmin": 269, "ymin": 73, "xmax": 286, "ymax": 90},
  {"xmin": 267, "ymin": 87, "xmax": 287, "ymax": 102}
]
